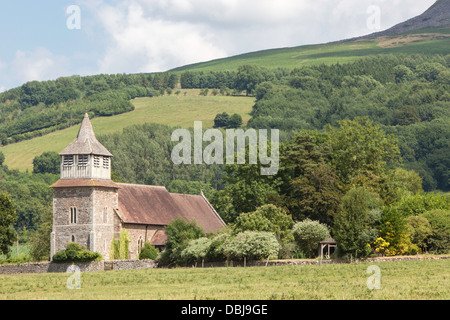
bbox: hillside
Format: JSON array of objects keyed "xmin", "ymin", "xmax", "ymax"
[
  {"xmin": 171, "ymin": 1, "xmax": 450, "ymax": 72},
  {"xmin": 362, "ymin": 0, "xmax": 450, "ymax": 38},
  {"xmin": 0, "ymin": 90, "xmax": 253, "ymax": 171}
]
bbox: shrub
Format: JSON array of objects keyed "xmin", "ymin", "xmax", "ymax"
[
  {"xmin": 206, "ymin": 231, "xmax": 232, "ymax": 262},
  {"xmin": 52, "ymin": 242, "xmax": 102, "ymax": 263},
  {"xmin": 405, "ymin": 216, "xmax": 432, "ymax": 252},
  {"xmin": 52, "ymin": 250, "xmax": 67, "ymax": 262},
  {"xmin": 110, "ymin": 229, "xmax": 130, "ymax": 260},
  {"xmin": 292, "ymin": 219, "xmax": 330, "ymax": 258},
  {"xmin": 222, "ymin": 231, "xmax": 281, "ymax": 263},
  {"xmin": 333, "ymin": 186, "xmax": 379, "ymax": 257},
  {"xmin": 421, "ymin": 209, "xmax": 450, "ymax": 253},
  {"xmin": 181, "ymin": 237, "xmax": 211, "ymax": 266},
  {"xmin": 233, "ymin": 204, "xmax": 294, "ymax": 243},
  {"xmin": 139, "ymin": 242, "xmax": 159, "ymax": 260},
  {"xmin": 379, "ymin": 208, "xmax": 411, "ymax": 256},
  {"xmin": 159, "ymin": 219, "xmax": 205, "ymax": 266}
]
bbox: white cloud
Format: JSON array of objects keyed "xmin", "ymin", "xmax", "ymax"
[
  {"xmin": 0, "ymin": 0, "xmax": 438, "ymax": 90},
  {"xmin": 88, "ymin": 1, "xmax": 227, "ymax": 74},
  {"xmin": 84, "ymin": 0, "xmax": 436, "ymax": 74},
  {"xmin": 0, "ymin": 48, "xmax": 72, "ymax": 90},
  {"xmin": 11, "ymin": 48, "xmax": 70, "ymax": 84}
]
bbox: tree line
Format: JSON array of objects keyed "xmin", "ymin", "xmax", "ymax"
[
  {"xmin": 177, "ymin": 54, "xmax": 450, "ymax": 192},
  {"xmin": 0, "ymin": 72, "xmax": 177, "ymax": 145},
  {"xmin": 1, "ymin": 53, "xmax": 449, "ymax": 262}
]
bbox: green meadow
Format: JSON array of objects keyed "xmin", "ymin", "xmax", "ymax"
[
  {"xmin": 0, "ymin": 258, "xmax": 448, "ymax": 300},
  {"xmin": 0, "ymin": 90, "xmax": 254, "ymax": 172}
]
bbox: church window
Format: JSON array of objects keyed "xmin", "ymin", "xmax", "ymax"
[
  {"xmin": 63, "ymin": 155, "xmax": 74, "ymax": 167},
  {"xmin": 94, "ymin": 156, "xmax": 101, "ymax": 168},
  {"xmin": 70, "ymin": 207, "xmax": 77, "ymax": 224},
  {"xmin": 103, "ymin": 157, "xmax": 110, "ymax": 169},
  {"xmin": 103, "ymin": 207, "xmax": 108, "ymax": 223},
  {"xmin": 72, "ymin": 235, "xmax": 75, "ymax": 242},
  {"xmin": 138, "ymin": 238, "xmax": 143, "ymax": 254},
  {"xmin": 78, "ymin": 155, "xmax": 88, "ymax": 167}
]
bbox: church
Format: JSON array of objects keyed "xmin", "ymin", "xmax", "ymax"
[{"xmin": 50, "ymin": 113, "xmax": 225, "ymax": 260}]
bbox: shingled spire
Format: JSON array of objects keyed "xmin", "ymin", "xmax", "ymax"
[
  {"xmin": 57, "ymin": 113, "xmax": 113, "ymax": 180},
  {"xmin": 59, "ymin": 113, "xmax": 112, "ymax": 156}
]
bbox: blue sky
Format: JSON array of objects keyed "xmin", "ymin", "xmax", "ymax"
[{"xmin": 0, "ymin": 0, "xmax": 436, "ymax": 91}]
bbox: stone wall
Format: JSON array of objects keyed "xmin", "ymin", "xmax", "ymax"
[
  {"xmin": 1, "ymin": 255, "xmax": 448, "ymax": 275},
  {"xmin": 52, "ymin": 187, "xmax": 94, "ymax": 256},
  {"xmin": 123, "ymin": 224, "xmax": 164, "ymax": 260},
  {"xmin": 104, "ymin": 259, "xmax": 157, "ymax": 271},
  {"xmin": 0, "ymin": 261, "xmax": 105, "ymax": 274},
  {"xmin": 179, "ymin": 254, "xmax": 450, "ymax": 268},
  {"xmin": 0, "ymin": 259, "xmax": 157, "ymax": 275}
]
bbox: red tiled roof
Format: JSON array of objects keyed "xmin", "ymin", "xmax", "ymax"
[
  {"xmin": 117, "ymin": 183, "xmax": 225, "ymax": 233},
  {"xmin": 150, "ymin": 230, "xmax": 168, "ymax": 246},
  {"xmin": 51, "ymin": 179, "xmax": 120, "ymax": 189},
  {"xmin": 169, "ymin": 192, "xmax": 225, "ymax": 234}
]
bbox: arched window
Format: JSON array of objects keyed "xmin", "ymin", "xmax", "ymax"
[
  {"xmin": 71, "ymin": 235, "xmax": 75, "ymax": 242},
  {"xmin": 138, "ymin": 237, "xmax": 143, "ymax": 254}
]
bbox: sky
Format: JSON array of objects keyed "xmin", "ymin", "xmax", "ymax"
[{"xmin": 0, "ymin": 0, "xmax": 437, "ymax": 91}]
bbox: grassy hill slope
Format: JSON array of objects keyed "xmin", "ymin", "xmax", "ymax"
[
  {"xmin": 171, "ymin": 30, "xmax": 450, "ymax": 72},
  {"xmin": 172, "ymin": 1, "xmax": 450, "ymax": 72},
  {"xmin": 0, "ymin": 90, "xmax": 254, "ymax": 171}
]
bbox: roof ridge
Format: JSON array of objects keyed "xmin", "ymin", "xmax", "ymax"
[
  {"xmin": 169, "ymin": 192, "xmax": 201, "ymax": 197},
  {"xmin": 117, "ymin": 182, "xmax": 167, "ymax": 189}
]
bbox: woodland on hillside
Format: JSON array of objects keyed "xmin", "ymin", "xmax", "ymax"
[{"xmin": 0, "ymin": 54, "xmax": 449, "ymax": 263}]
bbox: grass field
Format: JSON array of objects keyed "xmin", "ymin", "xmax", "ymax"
[
  {"xmin": 0, "ymin": 89, "xmax": 254, "ymax": 171},
  {"xmin": 0, "ymin": 258, "xmax": 448, "ymax": 300}
]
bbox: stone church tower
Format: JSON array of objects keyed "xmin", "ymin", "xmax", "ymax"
[
  {"xmin": 50, "ymin": 113, "xmax": 119, "ymax": 260},
  {"xmin": 50, "ymin": 113, "xmax": 226, "ymax": 261}
]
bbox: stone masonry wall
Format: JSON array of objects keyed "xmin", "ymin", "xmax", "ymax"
[
  {"xmin": 92, "ymin": 187, "xmax": 118, "ymax": 260},
  {"xmin": 52, "ymin": 187, "xmax": 94, "ymax": 256},
  {"xmin": 0, "ymin": 259, "xmax": 157, "ymax": 275}
]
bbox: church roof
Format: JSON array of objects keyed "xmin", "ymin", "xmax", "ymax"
[
  {"xmin": 59, "ymin": 113, "xmax": 113, "ymax": 156},
  {"xmin": 150, "ymin": 230, "xmax": 168, "ymax": 246},
  {"xmin": 51, "ymin": 179, "xmax": 120, "ymax": 189},
  {"xmin": 116, "ymin": 183, "xmax": 226, "ymax": 233}
]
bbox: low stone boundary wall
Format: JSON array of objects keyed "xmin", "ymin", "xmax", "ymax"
[
  {"xmin": 1, "ymin": 255, "xmax": 448, "ymax": 274},
  {"xmin": 0, "ymin": 259, "xmax": 157, "ymax": 275},
  {"xmin": 186, "ymin": 254, "xmax": 450, "ymax": 268},
  {"xmin": 0, "ymin": 261, "xmax": 105, "ymax": 275},
  {"xmin": 104, "ymin": 259, "xmax": 157, "ymax": 271}
]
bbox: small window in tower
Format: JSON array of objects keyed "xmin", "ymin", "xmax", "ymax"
[
  {"xmin": 78, "ymin": 155, "xmax": 88, "ymax": 167},
  {"xmin": 72, "ymin": 235, "xmax": 75, "ymax": 243},
  {"xmin": 94, "ymin": 155, "xmax": 101, "ymax": 168},
  {"xmin": 103, "ymin": 207, "xmax": 108, "ymax": 223},
  {"xmin": 64, "ymin": 155, "xmax": 74, "ymax": 167},
  {"xmin": 70, "ymin": 207, "xmax": 77, "ymax": 224},
  {"xmin": 103, "ymin": 157, "xmax": 110, "ymax": 169}
]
